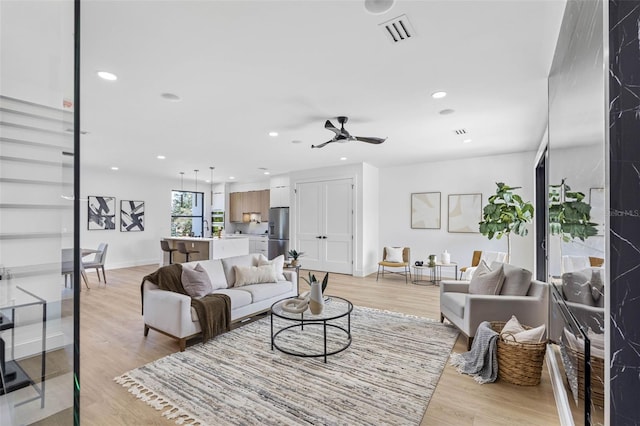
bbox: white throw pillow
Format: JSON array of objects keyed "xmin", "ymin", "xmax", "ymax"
[
  {"xmin": 504, "ymin": 324, "xmax": 546, "ymax": 345},
  {"xmin": 181, "ymin": 263, "xmax": 214, "ymax": 298},
  {"xmin": 468, "ymin": 261, "xmax": 505, "ymax": 295},
  {"xmin": 501, "ymin": 315, "xmax": 525, "ymax": 336},
  {"xmin": 258, "ymin": 254, "xmax": 286, "ymax": 281},
  {"xmin": 385, "ymin": 247, "xmax": 404, "ymax": 263},
  {"xmin": 234, "ymin": 264, "xmax": 277, "ymax": 287}
]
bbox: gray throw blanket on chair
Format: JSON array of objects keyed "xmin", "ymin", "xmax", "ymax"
[{"xmin": 449, "ymin": 321, "xmax": 499, "ymax": 384}]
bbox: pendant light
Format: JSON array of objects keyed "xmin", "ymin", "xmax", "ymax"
[
  {"xmin": 209, "ymin": 166, "xmax": 215, "ymax": 205},
  {"xmin": 179, "ymin": 172, "xmax": 185, "ymax": 205},
  {"xmin": 194, "ymin": 169, "xmax": 199, "ymax": 206}
]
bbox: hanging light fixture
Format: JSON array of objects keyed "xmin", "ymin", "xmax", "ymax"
[
  {"xmin": 179, "ymin": 172, "xmax": 185, "ymax": 205},
  {"xmin": 209, "ymin": 166, "xmax": 215, "ymax": 205},
  {"xmin": 194, "ymin": 169, "xmax": 199, "ymax": 206}
]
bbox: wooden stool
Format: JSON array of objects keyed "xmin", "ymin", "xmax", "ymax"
[
  {"xmin": 177, "ymin": 242, "xmax": 199, "ymax": 262},
  {"xmin": 160, "ymin": 240, "xmax": 178, "ymax": 264}
]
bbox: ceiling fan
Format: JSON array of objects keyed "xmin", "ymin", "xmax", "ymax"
[{"xmin": 311, "ymin": 116, "xmax": 387, "ymax": 149}]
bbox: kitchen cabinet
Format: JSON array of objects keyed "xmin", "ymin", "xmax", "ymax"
[
  {"xmin": 270, "ymin": 175, "xmax": 290, "ymax": 207},
  {"xmin": 230, "ymin": 190, "xmax": 270, "ymax": 222},
  {"xmin": 249, "ymin": 235, "xmax": 268, "ymax": 256},
  {"xmin": 229, "ymin": 192, "xmax": 243, "ymax": 223}
]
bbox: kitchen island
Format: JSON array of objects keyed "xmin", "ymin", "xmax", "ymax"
[{"xmin": 162, "ymin": 236, "xmax": 249, "ymax": 264}]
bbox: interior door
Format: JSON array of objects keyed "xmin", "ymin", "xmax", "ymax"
[
  {"xmin": 296, "ymin": 181, "xmax": 323, "ymax": 270},
  {"xmin": 295, "ymin": 178, "xmax": 353, "ymax": 274},
  {"xmin": 322, "ymin": 179, "xmax": 353, "ymax": 274}
]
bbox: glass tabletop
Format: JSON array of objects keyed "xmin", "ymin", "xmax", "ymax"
[{"xmin": 271, "ymin": 295, "xmax": 352, "ymax": 321}]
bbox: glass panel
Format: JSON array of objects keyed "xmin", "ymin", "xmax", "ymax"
[
  {"xmin": 0, "ymin": 0, "xmax": 77, "ymax": 423},
  {"xmin": 171, "ymin": 191, "xmax": 204, "ymax": 237},
  {"xmin": 547, "ymin": 0, "xmax": 606, "ymax": 424}
]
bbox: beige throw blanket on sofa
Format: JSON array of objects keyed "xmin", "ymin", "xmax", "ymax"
[{"xmin": 142, "ymin": 264, "xmax": 231, "ymax": 343}]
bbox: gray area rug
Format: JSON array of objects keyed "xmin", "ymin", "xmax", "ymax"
[{"xmin": 115, "ymin": 306, "xmax": 459, "ymax": 425}]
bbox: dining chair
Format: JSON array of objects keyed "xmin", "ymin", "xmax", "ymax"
[
  {"xmin": 82, "ymin": 243, "xmax": 108, "ymax": 285},
  {"xmin": 62, "ymin": 248, "xmax": 90, "ymax": 289}
]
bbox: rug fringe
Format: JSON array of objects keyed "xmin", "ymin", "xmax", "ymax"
[{"xmin": 114, "ymin": 374, "xmax": 205, "ymax": 425}]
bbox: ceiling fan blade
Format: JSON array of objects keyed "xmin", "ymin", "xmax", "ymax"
[
  {"xmin": 354, "ymin": 136, "xmax": 387, "ymax": 144},
  {"xmin": 311, "ymin": 140, "xmax": 335, "ymax": 149},
  {"xmin": 324, "ymin": 120, "xmax": 341, "ymax": 135}
]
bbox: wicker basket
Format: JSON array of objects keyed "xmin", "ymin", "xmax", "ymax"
[
  {"xmin": 566, "ymin": 346, "xmax": 605, "ymax": 408},
  {"xmin": 490, "ymin": 321, "xmax": 547, "ymax": 386}
]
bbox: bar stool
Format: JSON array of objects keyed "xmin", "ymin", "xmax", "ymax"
[
  {"xmin": 160, "ymin": 240, "xmax": 178, "ymax": 264},
  {"xmin": 177, "ymin": 242, "xmax": 199, "ymax": 262}
]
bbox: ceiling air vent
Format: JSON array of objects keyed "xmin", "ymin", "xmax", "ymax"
[
  {"xmin": 454, "ymin": 128, "xmax": 467, "ymax": 135},
  {"xmin": 380, "ymin": 15, "xmax": 415, "ymax": 44}
]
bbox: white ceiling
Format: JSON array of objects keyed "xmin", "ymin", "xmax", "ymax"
[{"xmin": 80, "ymin": 0, "xmax": 566, "ymax": 184}]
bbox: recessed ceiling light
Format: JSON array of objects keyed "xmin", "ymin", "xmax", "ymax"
[
  {"xmin": 364, "ymin": 0, "xmax": 395, "ymax": 14},
  {"xmin": 97, "ymin": 71, "xmax": 117, "ymax": 81},
  {"xmin": 229, "ymin": 176, "xmax": 235, "ymax": 180},
  {"xmin": 161, "ymin": 93, "xmax": 181, "ymax": 102},
  {"xmin": 439, "ymin": 109, "xmax": 455, "ymax": 115},
  {"xmin": 431, "ymin": 91, "xmax": 447, "ymax": 99},
  {"xmin": 291, "ymin": 140, "xmax": 302, "ymax": 144},
  {"xmin": 269, "ymin": 131, "xmax": 278, "ymax": 137},
  {"xmin": 340, "ymin": 157, "xmax": 347, "ymax": 161},
  {"xmin": 110, "ymin": 166, "xmax": 119, "ymax": 171},
  {"xmin": 463, "ymin": 139, "xmax": 473, "ymax": 144},
  {"xmin": 205, "ymin": 179, "xmax": 211, "ymax": 183},
  {"xmin": 264, "ymin": 171, "xmax": 270, "ymax": 175},
  {"xmin": 157, "ymin": 155, "xmax": 166, "ymax": 160}
]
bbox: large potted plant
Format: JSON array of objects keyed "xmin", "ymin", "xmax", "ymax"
[
  {"xmin": 479, "ymin": 182, "xmax": 534, "ymax": 263},
  {"xmin": 549, "ymin": 178, "xmax": 597, "ymax": 242}
]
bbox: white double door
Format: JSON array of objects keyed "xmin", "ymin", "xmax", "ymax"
[{"xmin": 295, "ymin": 178, "xmax": 353, "ymax": 274}]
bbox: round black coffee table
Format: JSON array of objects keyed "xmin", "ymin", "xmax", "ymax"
[{"xmin": 270, "ymin": 295, "xmax": 353, "ymax": 363}]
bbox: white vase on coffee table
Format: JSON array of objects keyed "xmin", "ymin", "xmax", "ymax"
[{"xmin": 309, "ymin": 281, "xmax": 324, "ymax": 314}]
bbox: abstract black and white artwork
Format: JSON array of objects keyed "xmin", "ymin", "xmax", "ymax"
[
  {"xmin": 88, "ymin": 196, "xmax": 116, "ymax": 230},
  {"xmin": 121, "ymin": 200, "xmax": 145, "ymax": 232}
]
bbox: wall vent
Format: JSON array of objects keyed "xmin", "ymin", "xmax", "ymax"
[
  {"xmin": 380, "ymin": 15, "xmax": 415, "ymax": 44},
  {"xmin": 454, "ymin": 128, "xmax": 467, "ymax": 135}
]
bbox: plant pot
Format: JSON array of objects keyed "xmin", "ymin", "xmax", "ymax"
[{"xmin": 291, "ymin": 259, "xmax": 298, "ymax": 267}]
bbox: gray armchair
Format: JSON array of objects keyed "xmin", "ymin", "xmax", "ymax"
[{"xmin": 439, "ymin": 262, "xmax": 549, "ymax": 349}]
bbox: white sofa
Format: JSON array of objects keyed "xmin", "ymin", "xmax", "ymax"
[{"xmin": 142, "ymin": 253, "xmax": 298, "ymax": 351}]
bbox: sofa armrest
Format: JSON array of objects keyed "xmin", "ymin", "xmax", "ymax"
[
  {"xmin": 143, "ymin": 287, "xmax": 195, "ymax": 338},
  {"xmin": 282, "ymin": 270, "xmax": 297, "ymax": 284},
  {"xmin": 440, "ymin": 280, "xmax": 470, "ymax": 294}
]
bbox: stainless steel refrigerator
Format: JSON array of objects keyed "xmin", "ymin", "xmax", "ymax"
[{"xmin": 268, "ymin": 207, "xmax": 289, "ymax": 259}]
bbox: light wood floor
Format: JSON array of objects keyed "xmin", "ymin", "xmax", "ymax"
[{"xmin": 64, "ymin": 265, "xmax": 560, "ymax": 425}]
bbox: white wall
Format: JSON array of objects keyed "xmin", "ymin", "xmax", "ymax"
[
  {"xmin": 80, "ymin": 166, "xmax": 177, "ymax": 269},
  {"xmin": 379, "ymin": 152, "xmax": 537, "ymax": 273},
  {"xmin": 362, "ymin": 163, "xmax": 380, "ymax": 276}
]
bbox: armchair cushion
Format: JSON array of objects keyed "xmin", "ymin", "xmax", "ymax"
[
  {"xmin": 493, "ymin": 262, "xmax": 532, "ymax": 296},
  {"xmin": 469, "ymin": 261, "xmax": 504, "ymax": 295}
]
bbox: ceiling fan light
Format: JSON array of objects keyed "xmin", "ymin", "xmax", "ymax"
[{"xmin": 431, "ymin": 91, "xmax": 447, "ymax": 99}]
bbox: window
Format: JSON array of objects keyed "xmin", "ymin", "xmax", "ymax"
[{"xmin": 171, "ymin": 191, "xmax": 204, "ymax": 237}]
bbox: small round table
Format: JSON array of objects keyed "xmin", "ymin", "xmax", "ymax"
[
  {"xmin": 412, "ymin": 262, "xmax": 458, "ymax": 285},
  {"xmin": 270, "ymin": 295, "xmax": 353, "ymax": 363}
]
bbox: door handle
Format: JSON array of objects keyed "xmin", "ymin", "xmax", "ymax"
[
  {"xmin": 316, "ymin": 236, "xmax": 322, "ymax": 239},
  {"xmin": 322, "ymin": 236, "xmax": 327, "ymax": 239}
]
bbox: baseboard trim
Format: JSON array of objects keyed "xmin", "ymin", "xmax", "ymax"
[{"xmin": 546, "ymin": 343, "xmax": 575, "ymax": 426}]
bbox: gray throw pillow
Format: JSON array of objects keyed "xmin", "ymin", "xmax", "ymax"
[
  {"xmin": 469, "ymin": 261, "xmax": 505, "ymax": 295},
  {"xmin": 494, "ymin": 262, "xmax": 532, "ymax": 296},
  {"xmin": 562, "ymin": 269, "xmax": 595, "ymax": 306},
  {"xmin": 590, "ymin": 269, "xmax": 604, "ymax": 307},
  {"xmin": 181, "ymin": 263, "xmax": 213, "ymax": 298}
]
